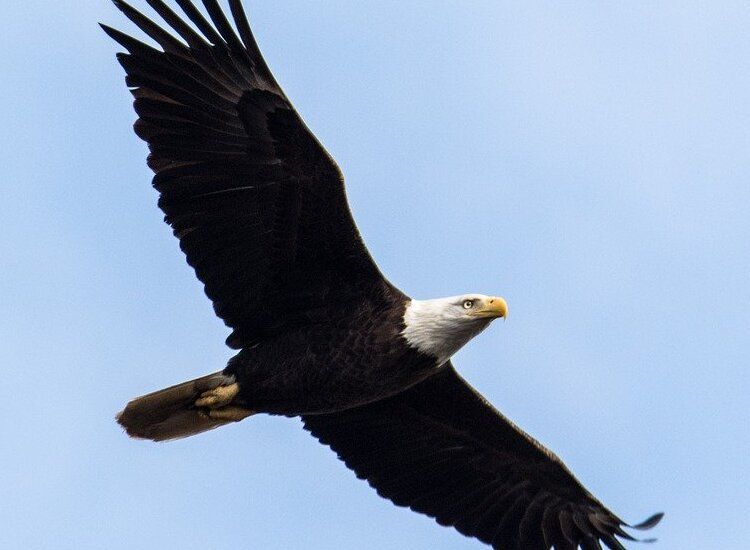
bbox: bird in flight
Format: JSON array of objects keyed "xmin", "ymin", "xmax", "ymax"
[{"xmin": 104, "ymin": 1, "xmax": 662, "ymax": 548}]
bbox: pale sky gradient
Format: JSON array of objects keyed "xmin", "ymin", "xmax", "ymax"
[{"xmin": 2, "ymin": 1, "xmax": 749, "ymax": 549}]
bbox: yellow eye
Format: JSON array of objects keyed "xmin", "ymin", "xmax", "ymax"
[{"xmin": 463, "ymin": 300, "xmax": 474, "ymax": 309}]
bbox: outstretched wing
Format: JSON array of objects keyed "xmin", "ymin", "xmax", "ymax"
[
  {"xmin": 103, "ymin": 0, "xmax": 395, "ymax": 349},
  {"xmin": 303, "ymin": 364, "xmax": 662, "ymax": 550}
]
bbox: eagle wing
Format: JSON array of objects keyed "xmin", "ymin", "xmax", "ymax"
[
  {"xmin": 303, "ymin": 364, "xmax": 662, "ymax": 550},
  {"xmin": 103, "ymin": 0, "xmax": 394, "ymax": 349}
]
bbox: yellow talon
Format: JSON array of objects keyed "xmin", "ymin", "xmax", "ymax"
[
  {"xmin": 195, "ymin": 383, "xmax": 240, "ymax": 408},
  {"xmin": 208, "ymin": 406, "xmax": 254, "ymax": 422}
]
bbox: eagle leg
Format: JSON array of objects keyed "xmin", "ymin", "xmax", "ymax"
[
  {"xmin": 207, "ymin": 406, "xmax": 255, "ymax": 422},
  {"xmin": 195, "ymin": 383, "xmax": 240, "ymax": 408}
]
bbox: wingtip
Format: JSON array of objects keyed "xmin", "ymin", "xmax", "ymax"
[
  {"xmin": 99, "ymin": 22, "xmax": 118, "ymax": 38},
  {"xmin": 631, "ymin": 512, "xmax": 664, "ymax": 531},
  {"xmin": 109, "ymin": 0, "xmax": 139, "ymax": 26},
  {"xmin": 110, "ymin": 0, "xmax": 130, "ymax": 13},
  {"xmin": 613, "ymin": 511, "xmax": 663, "ymax": 544}
]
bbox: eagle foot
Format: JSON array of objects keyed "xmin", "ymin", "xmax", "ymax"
[
  {"xmin": 208, "ymin": 406, "xmax": 254, "ymax": 422},
  {"xmin": 195, "ymin": 383, "xmax": 240, "ymax": 408}
]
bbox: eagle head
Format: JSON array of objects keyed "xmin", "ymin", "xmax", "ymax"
[{"xmin": 401, "ymin": 294, "xmax": 508, "ymax": 365}]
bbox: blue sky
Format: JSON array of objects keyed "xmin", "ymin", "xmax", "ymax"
[{"xmin": 2, "ymin": 1, "xmax": 748, "ymax": 548}]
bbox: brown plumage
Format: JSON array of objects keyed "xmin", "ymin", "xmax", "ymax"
[
  {"xmin": 117, "ymin": 371, "xmax": 239, "ymax": 441},
  {"xmin": 105, "ymin": 1, "xmax": 662, "ymax": 548}
]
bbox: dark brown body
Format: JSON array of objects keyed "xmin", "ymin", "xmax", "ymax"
[{"xmin": 226, "ymin": 291, "xmax": 438, "ymax": 415}]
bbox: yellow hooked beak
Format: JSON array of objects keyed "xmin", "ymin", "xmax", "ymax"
[{"xmin": 474, "ymin": 296, "xmax": 508, "ymax": 319}]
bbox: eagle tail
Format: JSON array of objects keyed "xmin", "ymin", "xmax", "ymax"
[{"xmin": 116, "ymin": 371, "xmax": 253, "ymax": 442}]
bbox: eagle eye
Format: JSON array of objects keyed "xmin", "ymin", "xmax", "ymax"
[{"xmin": 462, "ymin": 299, "xmax": 474, "ymax": 309}]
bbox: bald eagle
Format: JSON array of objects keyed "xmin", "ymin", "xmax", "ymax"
[{"xmin": 105, "ymin": 1, "xmax": 662, "ymax": 548}]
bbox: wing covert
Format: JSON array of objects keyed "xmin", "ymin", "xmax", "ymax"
[
  {"xmin": 104, "ymin": 0, "xmax": 393, "ymax": 349},
  {"xmin": 303, "ymin": 364, "xmax": 662, "ymax": 549}
]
